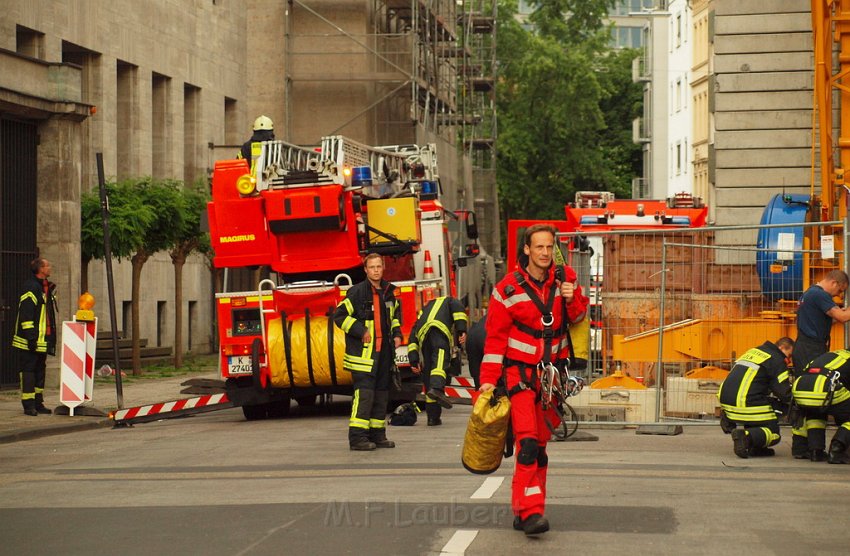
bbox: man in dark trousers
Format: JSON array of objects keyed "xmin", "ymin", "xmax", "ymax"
[
  {"xmin": 12, "ymin": 257, "xmax": 57, "ymax": 416},
  {"xmin": 407, "ymin": 296, "xmax": 468, "ymax": 426},
  {"xmin": 333, "ymin": 253, "xmax": 402, "ymax": 451},
  {"xmin": 793, "ymin": 270, "xmax": 850, "ymax": 373},
  {"xmin": 792, "ymin": 349, "xmax": 850, "ymax": 464},
  {"xmin": 717, "ymin": 337, "xmax": 794, "ymax": 458},
  {"xmin": 465, "ymin": 313, "xmax": 487, "ymax": 389},
  {"xmin": 479, "ymin": 224, "xmax": 589, "ymax": 536}
]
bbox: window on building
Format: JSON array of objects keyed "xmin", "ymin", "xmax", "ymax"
[
  {"xmin": 188, "ymin": 300, "xmax": 197, "ymax": 352},
  {"xmin": 157, "ymin": 301, "xmax": 167, "ymax": 347},
  {"xmin": 676, "ymin": 142, "xmax": 682, "ymax": 175},
  {"xmin": 16, "ymin": 25, "xmax": 45, "ymax": 60},
  {"xmin": 117, "ymin": 60, "xmax": 139, "ymax": 179},
  {"xmin": 684, "ymin": 139, "xmax": 688, "ymax": 173},
  {"xmin": 152, "ymin": 72, "xmax": 172, "ymax": 179},
  {"xmin": 676, "ymin": 14, "xmax": 682, "ymax": 47},
  {"xmin": 675, "ymin": 79, "xmax": 682, "ymax": 112},
  {"xmin": 184, "ymin": 83, "xmax": 200, "ymax": 185},
  {"xmin": 225, "ymin": 97, "xmax": 238, "ymax": 145}
]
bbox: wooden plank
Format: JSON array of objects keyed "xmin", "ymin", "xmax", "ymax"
[
  {"xmin": 714, "ymin": 32, "xmax": 811, "ymax": 55},
  {"xmin": 715, "ymin": 147, "xmax": 810, "ymax": 168},
  {"xmin": 715, "ymin": 91, "xmax": 811, "ymax": 111},
  {"xmin": 716, "ymin": 13, "xmax": 810, "ymax": 35},
  {"xmin": 715, "ymin": 110, "xmax": 812, "ymax": 131},
  {"xmin": 715, "ymin": 72, "xmax": 811, "ymax": 95},
  {"xmin": 714, "ymin": 129, "xmax": 811, "ymax": 149},
  {"xmin": 715, "ymin": 52, "xmax": 812, "ymax": 74}
]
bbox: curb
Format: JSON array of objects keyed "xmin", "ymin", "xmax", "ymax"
[{"xmin": 0, "ymin": 418, "xmax": 113, "ymax": 444}]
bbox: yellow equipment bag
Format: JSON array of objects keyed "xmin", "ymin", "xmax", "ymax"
[
  {"xmin": 267, "ymin": 316, "xmax": 352, "ymax": 388},
  {"xmin": 462, "ymin": 389, "xmax": 511, "ymax": 475},
  {"xmin": 568, "ymin": 316, "xmax": 590, "ymax": 369}
]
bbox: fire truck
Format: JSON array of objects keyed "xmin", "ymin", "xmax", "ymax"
[{"xmin": 206, "ymin": 135, "xmax": 481, "ymax": 420}]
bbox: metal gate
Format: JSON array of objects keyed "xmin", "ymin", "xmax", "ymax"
[{"xmin": 0, "ymin": 117, "xmax": 38, "ymax": 388}]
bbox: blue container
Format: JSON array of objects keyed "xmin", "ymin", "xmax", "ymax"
[
  {"xmin": 756, "ymin": 193, "xmax": 809, "ymax": 301},
  {"xmin": 352, "ymin": 166, "xmax": 372, "ymax": 187}
]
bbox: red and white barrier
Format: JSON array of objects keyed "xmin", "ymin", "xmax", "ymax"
[
  {"xmin": 111, "ymin": 393, "xmax": 232, "ymax": 425},
  {"xmin": 59, "ymin": 318, "xmax": 97, "ymax": 416}
]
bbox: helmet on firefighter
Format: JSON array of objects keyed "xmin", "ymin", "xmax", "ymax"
[{"xmin": 253, "ymin": 115, "xmax": 274, "ymax": 131}]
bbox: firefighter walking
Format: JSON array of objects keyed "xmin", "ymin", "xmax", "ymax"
[
  {"xmin": 12, "ymin": 258, "xmax": 58, "ymax": 416},
  {"xmin": 717, "ymin": 338, "xmax": 794, "ymax": 458},
  {"xmin": 407, "ymin": 296, "xmax": 468, "ymax": 426},
  {"xmin": 478, "ymin": 224, "xmax": 588, "ymax": 536},
  {"xmin": 333, "ymin": 254, "xmax": 403, "ymax": 451},
  {"xmin": 791, "ymin": 349, "xmax": 850, "ymax": 464}
]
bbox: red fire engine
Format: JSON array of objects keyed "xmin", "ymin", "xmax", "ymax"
[{"xmin": 206, "ymin": 136, "xmax": 480, "ymax": 419}]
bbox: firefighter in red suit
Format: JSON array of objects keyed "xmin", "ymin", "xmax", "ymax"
[{"xmin": 479, "ymin": 224, "xmax": 589, "ymax": 536}]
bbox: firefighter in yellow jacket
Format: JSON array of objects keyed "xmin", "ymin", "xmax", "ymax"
[
  {"xmin": 717, "ymin": 337, "xmax": 794, "ymax": 458},
  {"xmin": 12, "ymin": 258, "xmax": 58, "ymax": 416},
  {"xmin": 407, "ymin": 296, "xmax": 468, "ymax": 426},
  {"xmin": 333, "ymin": 254, "xmax": 402, "ymax": 451},
  {"xmin": 792, "ymin": 349, "xmax": 850, "ymax": 464}
]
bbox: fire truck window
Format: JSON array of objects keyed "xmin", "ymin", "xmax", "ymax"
[{"xmin": 232, "ymin": 308, "xmax": 262, "ymax": 336}]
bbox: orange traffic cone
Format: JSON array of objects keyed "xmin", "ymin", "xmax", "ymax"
[{"xmin": 423, "ymin": 250, "xmax": 435, "ymax": 280}]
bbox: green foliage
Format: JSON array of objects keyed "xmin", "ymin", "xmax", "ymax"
[
  {"xmin": 495, "ymin": 0, "xmax": 641, "ymax": 222},
  {"xmin": 171, "ymin": 177, "xmax": 212, "ymax": 259},
  {"xmin": 81, "ymin": 179, "xmax": 157, "ymax": 263}
]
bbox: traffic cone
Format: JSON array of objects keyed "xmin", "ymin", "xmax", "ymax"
[{"xmin": 423, "ymin": 250, "xmax": 435, "ymax": 280}]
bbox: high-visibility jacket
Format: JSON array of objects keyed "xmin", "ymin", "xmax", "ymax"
[
  {"xmin": 480, "ymin": 263, "xmax": 588, "ymax": 388},
  {"xmin": 12, "ymin": 276, "xmax": 57, "ymax": 354},
  {"xmin": 333, "ymin": 279, "xmax": 402, "ymax": 373},
  {"xmin": 792, "ymin": 350, "xmax": 850, "ymax": 408},
  {"xmin": 717, "ymin": 341, "xmax": 791, "ymax": 422},
  {"xmin": 407, "ymin": 296, "xmax": 468, "ymax": 367}
]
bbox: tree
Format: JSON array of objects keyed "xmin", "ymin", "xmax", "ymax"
[
  {"xmin": 168, "ymin": 180, "xmax": 211, "ymax": 368},
  {"xmin": 495, "ymin": 0, "xmax": 640, "ymax": 223},
  {"xmin": 128, "ymin": 178, "xmax": 186, "ymax": 374}
]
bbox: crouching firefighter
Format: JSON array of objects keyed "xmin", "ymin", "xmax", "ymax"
[
  {"xmin": 791, "ymin": 349, "xmax": 850, "ymax": 464},
  {"xmin": 407, "ymin": 296, "xmax": 469, "ymax": 425},
  {"xmin": 717, "ymin": 337, "xmax": 794, "ymax": 458},
  {"xmin": 478, "ymin": 224, "xmax": 589, "ymax": 536},
  {"xmin": 333, "ymin": 254, "xmax": 403, "ymax": 451}
]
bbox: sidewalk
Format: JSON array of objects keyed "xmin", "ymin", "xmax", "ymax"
[{"xmin": 0, "ymin": 369, "xmax": 219, "ymax": 444}]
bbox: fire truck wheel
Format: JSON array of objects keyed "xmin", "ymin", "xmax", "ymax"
[
  {"xmin": 242, "ymin": 404, "xmax": 269, "ymax": 421},
  {"xmin": 268, "ymin": 398, "xmax": 291, "ymax": 418}
]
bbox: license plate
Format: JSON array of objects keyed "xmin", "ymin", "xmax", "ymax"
[
  {"xmin": 227, "ymin": 355, "xmax": 253, "ymax": 375},
  {"xmin": 395, "ymin": 345, "xmax": 409, "ymax": 366}
]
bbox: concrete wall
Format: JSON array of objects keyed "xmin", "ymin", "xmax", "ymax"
[
  {"xmin": 1, "ymin": 0, "xmax": 249, "ymax": 362},
  {"xmin": 712, "ymin": 0, "xmax": 813, "ymax": 229}
]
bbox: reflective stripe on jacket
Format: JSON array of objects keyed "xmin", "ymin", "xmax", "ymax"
[
  {"xmin": 792, "ymin": 349, "xmax": 850, "ymax": 407},
  {"xmin": 333, "ymin": 279, "xmax": 402, "ymax": 373},
  {"xmin": 407, "ymin": 296, "xmax": 468, "ymax": 364},
  {"xmin": 12, "ymin": 276, "xmax": 57, "ymax": 354},
  {"xmin": 717, "ymin": 341, "xmax": 791, "ymax": 421}
]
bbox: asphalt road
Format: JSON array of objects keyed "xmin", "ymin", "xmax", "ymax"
[{"xmin": 1, "ymin": 400, "xmax": 849, "ymax": 555}]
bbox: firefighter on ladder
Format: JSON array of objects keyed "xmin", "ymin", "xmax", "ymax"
[
  {"xmin": 791, "ymin": 349, "xmax": 850, "ymax": 464},
  {"xmin": 237, "ymin": 115, "xmax": 275, "ymax": 175},
  {"xmin": 479, "ymin": 224, "xmax": 588, "ymax": 536},
  {"xmin": 717, "ymin": 337, "xmax": 794, "ymax": 458},
  {"xmin": 333, "ymin": 253, "xmax": 403, "ymax": 451},
  {"xmin": 407, "ymin": 296, "xmax": 468, "ymax": 426}
]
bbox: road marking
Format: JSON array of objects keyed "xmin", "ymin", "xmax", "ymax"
[
  {"xmin": 440, "ymin": 529, "xmax": 478, "ymax": 555},
  {"xmin": 470, "ymin": 476, "xmax": 503, "ymax": 499}
]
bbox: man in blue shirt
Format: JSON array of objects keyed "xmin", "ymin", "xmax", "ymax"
[
  {"xmin": 794, "ymin": 270, "xmax": 850, "ymax": 374},
  {"xmin": 792, "ymin": 270, "xmax": 850, "ymax": 459}
]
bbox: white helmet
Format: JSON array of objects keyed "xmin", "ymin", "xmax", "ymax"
[{"xmin": 253, "ymin": 115, "xmax": 274, "ymax": 131}]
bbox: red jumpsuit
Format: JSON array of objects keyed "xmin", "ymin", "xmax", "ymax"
[{"xmin": 480, "ymin": 263, "xmax": 588, "ymax": 521}]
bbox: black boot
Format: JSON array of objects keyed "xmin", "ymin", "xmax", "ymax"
[
  {"xmin": 369, "ymin": 429, "xmax": 395, "ymax": 448},
  {"xmin": 22, "ymin": 400, "xmax": 37, "ymax": 417},
  {"xmin": 828, "ymin": 440, "xmax": 850, "ymax": 464},
  {"xmin": 791, "ymin": 435, "xmax": 810, "ymax": 459},
  {"xmin": 519, "ymin": 514, "xmax": 549, "ymax": 536},
  {"xmin": 425, "ymin": 403, "xmax": 442, "ymax": 426},
  {"xmin": 810, "ymin": 449, "xmax": 828, "ymax": 462},
  {"xmin": 34, "ymin": 393, "xmax": 52, "ymax": 414},
  {"xmin": 349, "ymin": 427, "xmax": 376, "ymax": 451},
  {"xmin": 427, "ymin": 388, "xmax": 453, "ymax": 409},
  {"xmin": 732, "ymin": 429, "xmax": 751, "ymax": 459}
]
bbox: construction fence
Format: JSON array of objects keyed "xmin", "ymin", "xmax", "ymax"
[{"xmin": 559, "ymin": 219, "xmax": 848, "ymax": 424}]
